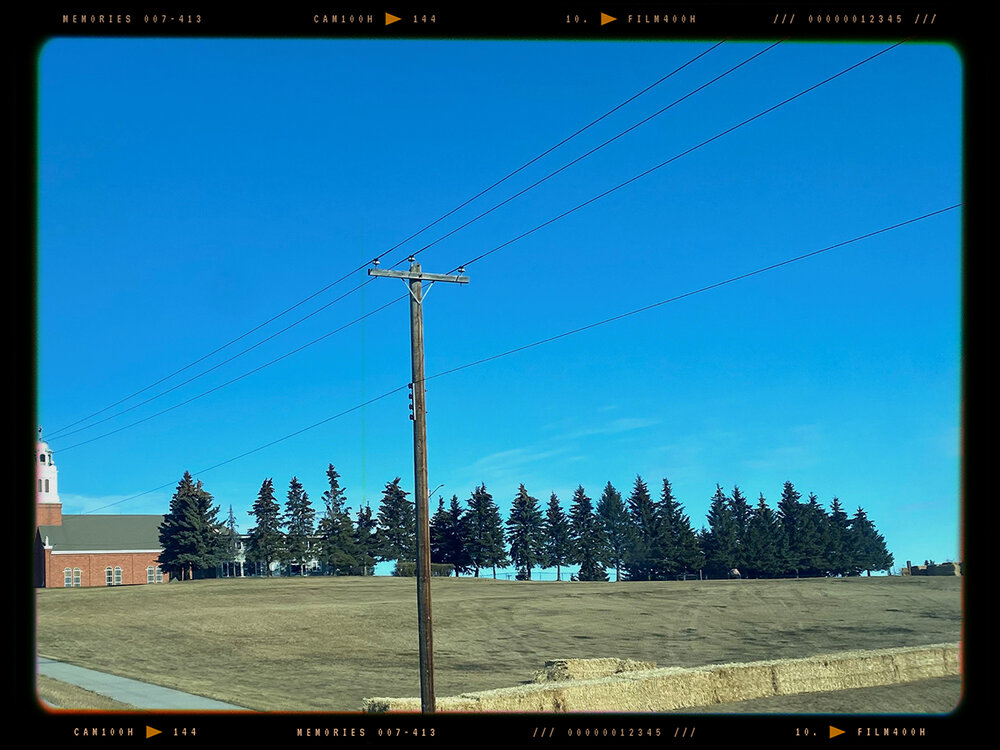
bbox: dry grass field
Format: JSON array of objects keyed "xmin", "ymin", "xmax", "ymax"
[{"xmin": 35, "ymin": 575, "xmax": 962, "ymax": 713}]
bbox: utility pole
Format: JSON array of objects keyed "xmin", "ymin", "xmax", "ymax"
[{"xmin": 369, "ymin": 257, "xmax": 468, "ymax": 714}]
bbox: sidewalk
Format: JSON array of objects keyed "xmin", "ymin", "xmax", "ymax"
[{"xmin": 37, "ymin": 656, "xmax": 251, "ymax": 711}]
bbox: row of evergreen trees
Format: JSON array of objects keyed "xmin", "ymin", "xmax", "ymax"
[{"xmin": 158, "ymin": 467, "xmax": 893, "ymax": 581}]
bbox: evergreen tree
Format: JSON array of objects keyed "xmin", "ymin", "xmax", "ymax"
[
  {"xmin": 506, "ymin": 484, "xmax": 545, "ymax": 580},
  {"xmin": 223, "ymin": 504, "xmax": 240, "ymax": 573},
  {"xmin": 283, "ymin": 476, "xmax": 316, "ymax": 575},
  {"xmin": 353, "ymin": 504, "xmax": 379, "ymax": 576},
  {"xmin": 657, "ymin": 479, "xmax": 704, "ymax": 578},
  {"xmin": 568, "ymin": 485, "xmax": 608, "ymax": 581},
  {"xmin": 702, "ymin": 485, "xmax": 739, "ymax": 577},
  {"xmin": 776, "ymin": 481, "xmax": 804, "ymax": 576},
  {"xmin": 316, "ymin": 465, "xmax": 360, "ymax": 575},
  {"xmin": 246, "ymin": 478, "xmax": 284, "ymax": 576},
  {"xmin": 466, "ymin": 484, "xmax": 508, "ymax": 578},
  {"xmin": 825, "ymin": 496, "xmax": 852, "ymax": 577},
  {"xmin": 376, "ymin": 478, "xmax": 416, "ymax": 563},
  {"xmin": 624, "ymin": 476, "xmax": 657, "ymax": 581},
  {"xmin": 799, "ymin": 493, "xmax": 831, "ymax": 576},
  {"xmin": 847, "ymin": 507, "xmax": 895, "ymax": 575},
  {"xmin": 542, "ymin": 493, "xmax": 573, "ymax": 581},
  {"xmin": 158, "ymin": 472, "xmax": 226, "ymax": 580},
  {"xmin": 431, "ymin": 495, "xmax": 473, "ymax": 575},
  {"xmin": 743, "ymin": 494, "xmax": 786, "ymax": 578},
  {"xmin": 596, "ymin": 482, "xmax": 631, "ymax": 582},
  {"xmin": 729, "ymin": 486, "xmax": 753, "ymax": 571}
]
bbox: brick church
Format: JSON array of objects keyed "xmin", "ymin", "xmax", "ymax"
[{"xmin": 34, "ymin": 433, "xmax": 169, "ymax": 587}]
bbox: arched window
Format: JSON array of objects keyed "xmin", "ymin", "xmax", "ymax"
[
  {"xmin": 114, "ymin": 567, "xmax": 122, "ymax": 586},
  {"xmin": 155, "ymin": 566, "xmax": 164, "ymax": 583},
  {"xmin": 147, "ymin": 566, "xmax": 155, "ymax": 584},
  {"xmin": 40, "ymin": 454, "xmax": 46, "ymax": 463},
  {"xmin": 105, "ymin": 567, "xmax": 114, "ymax": 586},
  {"xmin": 44, "ymin": 479, "xmax": 50, "ymax": 493},
  {"xmin": 38, "ymin": 479, "xmax": 42, "ymax": 492},
  {"xmin": 63, "ymin": 568, "xmax": 72, "ymax": 587},
  {"xmin": 73, "ymin": 568, "xmax": 82, "ymax": 587}
]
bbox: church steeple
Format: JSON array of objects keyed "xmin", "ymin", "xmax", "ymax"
[{"xmin": 36, "ymin": 428, "xmax": 62, "ymax": 526}]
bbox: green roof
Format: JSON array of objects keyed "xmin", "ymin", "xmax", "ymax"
[{"xmin": 38, "ymin": 515, "xmax": 165, "ymax": 552}]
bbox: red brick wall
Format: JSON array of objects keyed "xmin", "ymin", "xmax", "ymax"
[
  {"xmin": 36, "ymin": 503, "xmax": 63, "ymax": 526},
  {"xmin": 46, "ymin": 551, "xmax": 170, "ymax": 588}
]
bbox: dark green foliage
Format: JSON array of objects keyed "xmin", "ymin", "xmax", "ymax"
[
  {"xmin": 353, "ymin": 504, "xmax": 380, "ymax": 576},
  {"xmin": 430, "ymin": 495, "xmax": 473, "ymax": 575},
  {"xmin": 624, "ymin": 476, "xmax": 657, "ymax": 581},
  {"xmin": 505, "ymin": 484, "xmax": 545, "ymax": 580},
  {"xmin": 158, "ymin": 472, "xmax": 227, "ymax": 580},
  {"xmin": 825, "ymin": 497, "xmax": 852, "ymax": 576},
  {"xmin": 776, "ymin": 481, "xmax": 804, "ymax": 576},
  {"xmin": 569, "ymin": 485, "xmax": 608, "ymax": 581},
  {"xmin": 702, "ymin": 485, "xmax": 739, "ymax": 577},
  {"xmin": 799, "ymin": 493, "xmax": 832, "ymax": 576},
  {"xmin": 316, "ymin": 465, "xmax": 361, "ymax": 575},
  {"xmin": 743, "ymin": 494, "xmax": 787, "ymax": 578},
  {"xmin": 283, "ymin": 476, "xmax": 315, "ymax": 575},
  {"xmin": 392, "ymin": 561, "xmax": 455, "ymax": 577},
  {"xmin": 245, "ymin": 478, "xmax": 284, "ymax": 576},
  {"xmin": 847, "ymin": 507, "xmax": 895, "ymax": 575},
  {"xmin": 596, "ymin": 482, "xmax": 631, "ymax": 582},
  {"xmin": 656, "ymin": 479, "xmax": 704, "ymax": 578},
  {"xmin": 729, "ymin": 486, "xmax": 752, "ymax": 571},
  {"xmin": 542, "ymin": 493, "xmax": 574, "ymax": 581},
  {"xmin": 465, "ymin": 484, "xmax": 509, "ymax": 578},
  {"xmin": 376, "ymin": 478, "xmax": 416, "ymax": 563}
]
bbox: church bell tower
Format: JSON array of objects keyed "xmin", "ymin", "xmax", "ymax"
[{"xmin": 36, "ymin": 428, "xmax": 62, "ymax": 526}]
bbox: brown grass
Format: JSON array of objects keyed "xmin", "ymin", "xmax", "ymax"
[{"xmin": 35, "ymin": 575, "xmax": 962, "ymax": 712}]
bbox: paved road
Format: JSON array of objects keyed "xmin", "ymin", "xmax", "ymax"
[{"xmin": 37, "ymin": 656, "xmax": 251, "ymax": 711}]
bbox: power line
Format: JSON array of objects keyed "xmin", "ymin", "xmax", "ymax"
[
  {"xmin": 85, "ymin": 203, "xmax": 960, "ymax": 514},
  {"xmin": 46, "ymin": 41, "xmax": 727, "ymax": 441},
  {"xmin": 53, "ymin": 42, "xmax": 904, "ymax": 452}
]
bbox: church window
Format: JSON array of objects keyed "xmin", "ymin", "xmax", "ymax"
[
  {"xmin": 40, "ymin": 454, "xmax": 46, "ymax": 463},
  {"xmin": 73, "ymin": 568, "xmax": 81, "ymax": 587},
  {"xmin": 147, "ymin": 566, "xmax": 155, "ymax": 584},
  {"xmin": 114, "ymin": 567, "xmax": 122, "ymax": 585},
  {"xmin": 156, "ymin": 566, "xmax": 164, "ymax": 583},
  {"xmin": 45, "ymin": 479, "xmax": 50, "ymax": 492},
  {"xmin": 64, "ymin": 568, "xmax": 72, "ymax": 587},
  {"xmin": 105, "ymin": 567, "xmax": 113, "ymax": 586}
]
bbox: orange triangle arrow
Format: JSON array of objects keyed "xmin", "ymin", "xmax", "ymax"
[
  {"xmin": 601, "ymin": 13, "xmax": 617, "ymax": 25},
  {"xmin": 829, "ymin": 726, "xmax": 845, "ymax": 739},
  {"xmin": 146, "ymin": 726, "xmax": 162, "ymax": 739},
  {"xmin": 386, "ymin": 12, "xmax": 401, "ymax": 25}
]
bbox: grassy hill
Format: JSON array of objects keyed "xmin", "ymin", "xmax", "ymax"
[{"xmin": 35, "ymin": 575, "xmax": 962, "ymax": 712}]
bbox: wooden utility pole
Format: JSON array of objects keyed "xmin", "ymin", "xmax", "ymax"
[{"xmin": 369, "ymin": 257, "xmax": 468, "ymax": 714}]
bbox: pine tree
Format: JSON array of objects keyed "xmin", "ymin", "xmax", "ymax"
[
  {"xmin": 825, "ymin": 497, "xmax": 852, "ymax": 576},
  {"xmin": 624, "ymin": 476, "xmax": 657, "ymax": 581},
  {"xmin": 596, "ymin": 482, "xmax": 631, "ymax": 582},
  {"xmin": 353, "ymin": 504, "xmax": 379, "ymax": 576},
  {"xmin": 729, "ymin": 486, "xmax": 753, "ymax": 572},
  {"xmin": 316, "ymin": 465, "xmax": 360, "ymax": 575},
  {"xmin": 283, "ymin": 476, "xmax": 316, "ymax": 575},
  {"xmin": 799, "ymin": 493, "xmax": 831, "ymax": 576},
  {"xmin": 246, "ymin": 478, "xmax": 284, "ymax": 576},
  {"xmin": 430, "ymin": 495, "xmax": 473, "ymax": 575},
  {"xmin": 657, "ymin": 479, "xmax": 704, "ymax": 578},
  {"xmin": 702, "ymin": 485, "xmax": 739, "ymax": 577},
  {"xmin": 777, "ymin": 481, "xmax": 804, "ymax": 576},
  {"xmin": 743, "ymin": 494, "xmax": 785, "ymax": 578},
  {"xmin": 542, "ymin": 493, "xmax": 573, "ymax": 581},
  {"xmin": 466, "ymin": 484, "xmax": 508, "ymax": 578},
  {"xmin": 506, "ymin": 484, "xmax": 545, "ymax": 580},
  {"xmin": 376, "ymin": 478, "xmax": 416, "ymax": 563},
  {"xmin": 158, "ymin": 472, "xmax": 226, "ymax": 580},
  {"xmin": 847, "ymin": 507, "xmax": 894, "ymax": 575},
  {"xmin": 569, "ymin": 485, "xmax": 607, "ymax": 581}
]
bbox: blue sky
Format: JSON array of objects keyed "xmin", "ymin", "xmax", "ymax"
[{"xmin": 36, "ymin": 38, "xmax": 963, "ymax": 574}]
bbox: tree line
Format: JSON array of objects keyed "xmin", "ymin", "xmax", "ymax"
[{"xmin": 158, "ymin": 466, "xmax": 893, "ymax": 581}]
